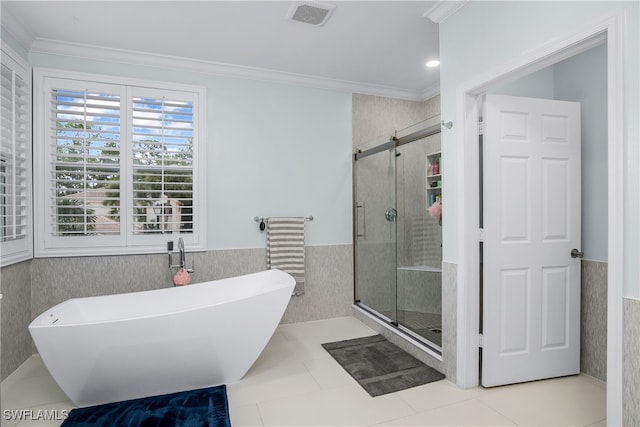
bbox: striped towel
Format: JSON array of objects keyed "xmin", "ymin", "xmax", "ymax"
[{"xmin": 267, "ymin": 217, "xmax": 306, "ymax": 295}]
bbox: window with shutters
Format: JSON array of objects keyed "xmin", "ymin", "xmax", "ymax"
[
  {"xmin": 34, "ymin": 69, "xmax": 206, "ymax": 256},
  {"xmin": 0, "ymin": 46, "xmax": 32, "ymax": 266}
]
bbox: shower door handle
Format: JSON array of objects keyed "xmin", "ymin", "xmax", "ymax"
[
  {"xmin": 385, "ymin": 208, "xmax": 397, "ymax": 222},
  {"xmin": 356, "ymin": 203, "xmax": 366, "ymax": 240}
]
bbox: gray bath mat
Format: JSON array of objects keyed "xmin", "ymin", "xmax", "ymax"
[{"xmin": 322, "ymin": 334, "xmax": 445, "ymax": 397}]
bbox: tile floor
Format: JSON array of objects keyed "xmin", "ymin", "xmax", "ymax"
[{"xmin": 2, "ymin": 316, "xmax": 606, "ymax": 426}]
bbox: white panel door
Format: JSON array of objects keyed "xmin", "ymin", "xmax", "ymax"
[{"xmin": 482, "ymin": 94, "xmax": 581, "ymax": 387}]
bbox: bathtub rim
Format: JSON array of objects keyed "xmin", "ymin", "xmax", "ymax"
[{"xmin": 29, "ymin": 268, "xmax": 295, "ymax": 329}]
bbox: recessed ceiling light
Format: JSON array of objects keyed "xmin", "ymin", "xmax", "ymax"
[{"xmin": 426, "ymin": 60, "xmax": 440, "ymax": 68}]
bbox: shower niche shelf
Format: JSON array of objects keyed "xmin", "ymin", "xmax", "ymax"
[{"xmin": 426, "ymin": 151, "xmax": 442, "ymax": 209}]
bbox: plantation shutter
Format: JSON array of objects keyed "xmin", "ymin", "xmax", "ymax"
[
  {"xmin": 50, "ymin": 88, "xmax": 121, "ymax": 236},
  {"xmin": 0, "ymin": 55, "xmax": 31, "ymax": 264},
  {"xmin": 132, "ymin": 95, "xmax": 193, "ymax": 235},
  {"xmin": 35, "ymin": 69, "xmax": 204, "ymax": 256}
]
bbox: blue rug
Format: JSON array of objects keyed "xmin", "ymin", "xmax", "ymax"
[{"xmin": 61, "ymin": 385, "xmax": 231, "ymax": 427}]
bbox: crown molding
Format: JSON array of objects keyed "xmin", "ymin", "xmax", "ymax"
[
  {"xmin": 420, "ymin": 82, "xmax": 441, "ymax": 101},
  {"xmin": 1, "ymin": 9, "xmax": 35, "ymax": 49},
  {"xmin": 30, "ymin": 38, "xmax": 431, "ymax": 102},
  {"xmin": 423, "ymin": 0, "xmax": 469, "ymax": 23}
]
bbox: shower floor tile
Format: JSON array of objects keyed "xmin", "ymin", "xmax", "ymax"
[
  {"xmin": 2, "ymin": 316, "xmax": 606, "ymax": 427},
  {"xmin": 396, "ymin": 310, "xmax": 442, "ymax": 346}
]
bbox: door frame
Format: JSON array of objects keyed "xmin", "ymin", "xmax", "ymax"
[{"xmin": 456, "ymin": 9, "xmax": 624, "ymax": 424}]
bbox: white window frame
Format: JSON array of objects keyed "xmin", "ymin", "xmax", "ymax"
[
  {"xmin": 33, "ymin": 68, "xmax": 207, "ymax": 257},
  {"xmin": 0, "ymin": 44, "xmax": 32, "ymax": 267}
]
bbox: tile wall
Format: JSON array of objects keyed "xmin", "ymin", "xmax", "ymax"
[
  {"xmin": 0, "ymin": 261, "xmax": 31, "ymax": 380},
  {"xmin": 624, "ymin": 297, "xmax": 640, "ymax": 425},
  {"xmin": 1, "ymin": 244, "xmax": 353, "ymax": 381},
  {"xmin": 581, "ymin": 260, "xmax": 607, "ymax": 381}
]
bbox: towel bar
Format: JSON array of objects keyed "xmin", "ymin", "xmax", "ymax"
[
  {"xmin": 253, "ymin": 215, "xmax": 313, "ymax": 222},
  {"xmin": 254, "ymin": 215, "xmax": 313, "ymax": 231}
]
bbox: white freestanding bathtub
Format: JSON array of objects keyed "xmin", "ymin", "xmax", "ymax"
[{"xmin": 29, "ymin": 269, "xmax": 295, "ymax": 407}]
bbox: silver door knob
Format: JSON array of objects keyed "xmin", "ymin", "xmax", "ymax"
[
  {"xmin": 385, "ymin": 208, "xmax": 397, "ymax": 222},
  {"xmin": 570, "ymin": 248, "xmax": 584, "ymax": 259}
]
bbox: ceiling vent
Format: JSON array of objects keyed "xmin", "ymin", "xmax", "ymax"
[{"xmin": 287, "ymin": 2, "xmax": 336, "ymax": 27}]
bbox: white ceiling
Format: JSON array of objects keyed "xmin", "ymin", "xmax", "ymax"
[{"xmin": 1, "ymin": 1, "xmax": 441, "ymax": 100}]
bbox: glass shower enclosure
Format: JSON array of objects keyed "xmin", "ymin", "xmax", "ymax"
[{"xmin": 354, "ymin": 122, "xmax": 443, "ymax": 353}]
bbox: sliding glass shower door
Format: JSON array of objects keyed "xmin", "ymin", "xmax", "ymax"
[
  {"xmin": 354, "ymin": 144, "xmax": 398, "ymax": 323},
  {"xmin": 354, "ymin": 129, "xmax": 443, "ymax": 352}
]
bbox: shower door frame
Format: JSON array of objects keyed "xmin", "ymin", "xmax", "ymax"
[{"xmin": 353, "ymin": 123, "xmax": 442, "ymax": 354}]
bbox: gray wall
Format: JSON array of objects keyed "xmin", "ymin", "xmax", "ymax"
[
  {"xmin": 2, "ymin": 244, "xmax": 353, "ymax": 381},
  {"xmin": 0, "ymin": 261, "xmax": 31, "ymax": 380},
  {"xmin": 624, "ymin": 297, "xmax": 640, "ymax": 425},
  {"xmin": 441, "ymin": 262, "xmax": 457, "ymax": 381},
  {"xmin": 352, "ymin": 93, "xmax": 436, "ymax": 150},
  {"xmin": 30, "ymin": 246, "xmax": 354, "ymax": 325},
  {"xmin": 581, "ymin": 260, "xmax": 607, "ymax": 381}
]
